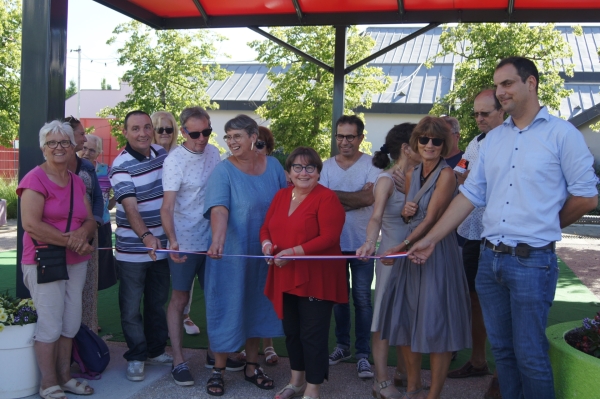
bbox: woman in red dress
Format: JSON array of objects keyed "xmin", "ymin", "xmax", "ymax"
[{"xmin": 261, "ymin": 146, "xmax": 347, "ymax": 399}]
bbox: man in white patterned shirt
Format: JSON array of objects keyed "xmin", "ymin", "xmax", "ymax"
[{"xmin": 447, "ymin": 89, "xmax": 505, "ymax": 399}]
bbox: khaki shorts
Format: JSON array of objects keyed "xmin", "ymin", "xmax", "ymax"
[{"xmin": 22, "ymin": 261, "xmax": 87, "ymax": 343}]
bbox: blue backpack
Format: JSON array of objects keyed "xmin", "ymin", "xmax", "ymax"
[{"xmin": 71, "ymin": 324, "xmax": 110, "ymax": 380}]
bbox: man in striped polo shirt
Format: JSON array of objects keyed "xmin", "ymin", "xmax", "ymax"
[{"xmin": 110, "ymin": 110, "xmax": 172, "ymax": 382}]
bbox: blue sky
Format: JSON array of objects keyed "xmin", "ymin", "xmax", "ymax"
[{"xmin": 66, "ymin": 0, "xmax": 263, "ymax": 90}]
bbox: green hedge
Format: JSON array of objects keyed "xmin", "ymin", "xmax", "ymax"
[{"xmin": 0, "ymin": 178, "xmax": 18, "ymax": 219}]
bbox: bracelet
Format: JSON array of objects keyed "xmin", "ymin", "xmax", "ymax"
[
  {"xmin": 262, "ymin": 241, "xmax": 272, "ymax": 250},
  {"xmin": 140, "ymin": 231, "xmax": 153, "ymax": 240},
  {"xmin": 292, "ymin": 247, "xmax": 296, "ymax": 256},
  {"xmin": 366, "ymin": 239, "xmax": 376, "ymax": 246}
]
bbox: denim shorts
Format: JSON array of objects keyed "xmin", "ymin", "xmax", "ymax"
[{"xmin": 168, "ymin": 253, "xmax": 206, "ymax": 291}]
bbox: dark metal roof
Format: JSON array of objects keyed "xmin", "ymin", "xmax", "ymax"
[{"xmin": 94, "ymin": 0, "xmax": 600, "ymax": 29}]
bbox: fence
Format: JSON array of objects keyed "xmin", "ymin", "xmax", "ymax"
[{"xmin": 0, "ymin": 149, "xmax": 18, "ymax": 180}]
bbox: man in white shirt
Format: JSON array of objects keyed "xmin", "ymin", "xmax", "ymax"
[{"xmin": 320, "ymin": 115, "xmax": 381, "ymax": 379}]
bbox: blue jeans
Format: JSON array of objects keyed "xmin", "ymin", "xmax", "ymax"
[
  {"xmin": 117, "ymin": 259, "xmax": 170, "ymax": 361},
  {"xmin": 333, "ymin": 254, "xmax": 374, "ymax": 359},
  {"xmin": 476, "ymin": 246, "xmax": 558, "ymax": 399}
]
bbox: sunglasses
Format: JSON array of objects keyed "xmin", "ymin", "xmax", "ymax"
[
  {"xmin": 184, "ymin": 126, "xmax": 212, "ymax": 139},
  {"xmin": 256, "ymin": 141, "xmax": 266, "ymax": 150},
  {"xmin": 472, "ymin": 110, "xmax": 497, "ymax": 118},
  {"xmin": 418, "ymin": 136, "xmax": 444, "ymax": 147},
  {"xmin": 155, "ymin": 127, "xmax": 174, "ymax": 135}
]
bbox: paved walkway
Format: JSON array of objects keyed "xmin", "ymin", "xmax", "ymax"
[{"xmin": 2, "ymin": 219, "xmax": 599, "ymax": 399}]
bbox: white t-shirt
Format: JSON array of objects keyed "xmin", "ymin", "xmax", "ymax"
[
  {"xmin": 162, "ymin": 144, "xmax": 221, "ymax": 251},
  {"xmin": 320, "ymin": 153, "xmax": 381, "ymax": 251}
]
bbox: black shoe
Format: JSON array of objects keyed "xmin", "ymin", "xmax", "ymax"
[
  {"xmin": 205, "ymin": 353, "xmax": 245, "ymax": 371},
  {"xmin": 171, "ymin": 362, "xmax": 194, "ymax": 386}
]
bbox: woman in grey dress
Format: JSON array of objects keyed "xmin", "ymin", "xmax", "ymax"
[
  {"xmin": 356, "ymin": 123, "xmax": 421, "ymax": 399},
  {"xmin": 379, "ymin": 116, "xmax": 471, "ymax": 399}
]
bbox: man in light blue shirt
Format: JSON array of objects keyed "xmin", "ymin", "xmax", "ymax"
[{"xmin": 407, "ymin": 57, "xmax": 598, "ymax": 399}]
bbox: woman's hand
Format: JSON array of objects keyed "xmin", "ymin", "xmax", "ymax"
[
  {"xmin": 77, "ymin": 242, "xmax": 95, "ymax": 256},
  {"xmin": 381, "ymin": 244, "xmax": 404, "ymax": 266},
  {"xmin": 402, "ymin": 201, "xmax": 418, "ymax": 219},
  {"xmin": 262, "ymin": 241, "xmax": 275, "ymax": 265},
  {"xmin": 207, "ymin": 240, "xmax": 223, "ymax": 260},
  {"xmin": 63, "ymin": 228, "xmax": 91, "ymax": 254},
  {"xmin": 273, "ymin": 247, "xmax": 294, "ymax": 268},
  {"xmin": 169, "ymin": 240, "xmax": 187, "ymax": 263},
  {"xmin": 356, "ymin": 241, "xmax": 375, "ymax": 261}
]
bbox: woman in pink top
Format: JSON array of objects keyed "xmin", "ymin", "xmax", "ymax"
[{"xmin": 17, "ymin": 120, "xmax": 97, "ymax": 399}]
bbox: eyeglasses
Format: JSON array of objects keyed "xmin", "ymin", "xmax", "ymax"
[
  {"xmin": 45, "ymin": 140, "xmax": 72, "ymax": 149},
  {"xmin": 291, "ymin": 164, "xmax": 317, "ymax": 174},
  {"xmin": 223, "ymin": 133, "xmax": 245, "ymax": 142},
  {"xmin": 184, "ymin": 126, "xmax": 212, "ymax": 139},
  {"xmin": 155, "ymin": 127, "xmax": 174, "ymax": 135},
  {"xmin": 418, "ymin": 136, "xmax": 444, "ymax": 147},
  {"xmin": 256, "ymin": 141, "xmax": 266, "ymax": 150},
  {"xmin": 335, "ymin": 134, "xmax": 359, "ymax": 142},
  {"xmin": 64, "ymin": 115, "xmax": 80, "ymax": 125},
  {"xmin": 472, "ymin": 110, "xmax": 497, "ymax": 118},
  {"xmin": 82, "ymin": 145, "xmax": 97, "ymax": 154}
]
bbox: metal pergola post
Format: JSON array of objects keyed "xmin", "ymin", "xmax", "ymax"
[
  {"xmin": 16, "ymin": 0, "xmax": 68, "ymax": 297},
  {"xmin": 331, "ymin": 26, "xmax": 347, "ymax": 157}
]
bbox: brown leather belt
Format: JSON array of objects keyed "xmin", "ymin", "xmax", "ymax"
[{"xmin": 482, "ymin": 239, "xmax": 555, "ymax": 258}]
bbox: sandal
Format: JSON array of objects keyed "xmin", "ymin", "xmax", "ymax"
[
  {"xmin": 61, "ymin": 378, "xmax": 94, "ymax": 395},
  {"xmin": 236, "ymin": 349, "xmax": 247, "ymax": 362},
  {"xmin": 402, "ymin": 388, "xmax": 426, "ymax": 399},
  {"xmin": 39, "ymin": 385, "xmax": 67, "ymax": 399},
  {"xmin": 206, "ymin": 367, "xmax": 225, "ymax": 396},
  {"xmin": 244, "ymin": 361, "xmax": 274, "ymax": 390},
  {"xmin": 393, "ymin": 370, "xmax": 408, "ymax": 387},
  {"xmin": 301, "ymin": 396, "xmax": 320, "ymax": 399},
  {"xmin": 373, "ymin": 379, "xmax": 402, "ymax": 399},
  {"xmin": 264, "ymin": 346, "xmax": 279, "ymax": 366},
  {"xmin": 275, "ymin": 382, "xmax": 306, "ymax": 399}
]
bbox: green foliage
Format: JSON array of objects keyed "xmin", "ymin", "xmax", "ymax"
[
  {"xmin": 249, "ymin": 26, "xmax": 390, "ymax": 158},
  {"xmin": 99, "ymin": 21, "xmax": 231, "ymax": 149},
  {"xmin": 100, "ymin": 78, "xmax": 112, "ymax": 90},
  {"xmin": 429, "ymin": 23, "xmax": 575, "ymax": 147},
  {"xmin": 65, "ymin": 79, "xmax": 77, "ymax": 99},
  {"xmin": 0, "ymin": 291, "xmax": 37, "ymax": 331},
  {"xmin": 0, "ymin": 177, "xmax": 17, "ymax": 219},
  {"xmin": 0, "ymin": 0, "xmax": 21, "ymax": 148}
]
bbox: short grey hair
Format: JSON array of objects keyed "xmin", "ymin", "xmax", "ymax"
[
  {"xmin": 441, "ymin": 116, "xmax": 460, "ymax": 135},
  {"xmin": 39, "ymin": 120, "xmax": 75, "ymax": 149},
  {"xmin": 86, "ymin": 134, "xmax": 103, "ymax": 154},
  {"xmin": 180, "ymin": 106, "xmax": 210, "ymax": 127},
  {"xmin": 224, "ymin": 114, "xmax": 258, "ymax": 136}
]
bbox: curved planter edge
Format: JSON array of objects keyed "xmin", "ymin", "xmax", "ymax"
[
  {"xmin": 547, "ymin": 321, "xmax": 600, "ymax": 399},
  {"xmin": 0, "ymin": 323, "xmax": 40, "ymax": 399}
]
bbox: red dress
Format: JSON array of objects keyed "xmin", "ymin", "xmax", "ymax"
[{"xmin": 261, "ymin": 184, "xmax": 348, "ymax": 319}]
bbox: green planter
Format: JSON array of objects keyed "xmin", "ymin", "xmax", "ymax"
[{"xmin": 547, "ymin": 321, "xmax": 600, "ymax": 399}]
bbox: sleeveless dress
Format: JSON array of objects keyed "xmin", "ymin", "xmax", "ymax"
[
  {"xmin": 378, "ymin": 160, "xmax": 472, "ymax": 353},
  {"xmin": 371, "ymin": 171, "xmax": 409, "ymax": 331}
]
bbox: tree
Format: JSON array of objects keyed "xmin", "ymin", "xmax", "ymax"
[
  {"xmin": 65, "ymin": 79, "xmax": 77, "ymax": 99},
  {"xmin": 249, "ymin": 26, "xmax": 390, "ymax": 158},
  {"xmin": 0, "ymin": 0, "xmax": 21, "ymax": 148},
  {"xmin": 428, "ymin": 23, "xmax": 575, "ymax": 146},
  {"xmin": 99, "ymin": 21, "xmax": 231, "ymax": 148},
  {"xmin": 100, "ymin": 78, "xmax": 112, "ymax": 90}
]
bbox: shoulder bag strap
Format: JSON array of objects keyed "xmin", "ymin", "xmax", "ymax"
[{"xmin": 410, "ymin": 160, "xmax": 444, "ymax": 205}]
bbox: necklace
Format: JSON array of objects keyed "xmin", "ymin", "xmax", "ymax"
[
  {"xmin": 420, "ymin": 158, "xmax": 442, "ymax": 184},
  {"xmin": 292, "ymin": 190, "xmax": 305, "ymax": 203}
]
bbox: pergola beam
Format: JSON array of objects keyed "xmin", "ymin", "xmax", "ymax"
[{"xmin": 192, "ymin": 0, "xmax": 210, "ymax": 26}]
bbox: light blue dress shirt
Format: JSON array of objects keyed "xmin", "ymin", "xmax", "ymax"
[{"xmin": 460, "ymin": 106, "xmax": 597, "ymax": 247}]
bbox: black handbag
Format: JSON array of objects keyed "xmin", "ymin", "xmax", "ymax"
[{"xmin": 33, "ymin": 178, "xmax": 74, "ymax": 284}]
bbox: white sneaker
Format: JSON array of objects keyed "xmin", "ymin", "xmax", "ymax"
[
  {"xmin": 183, "ymin": 317, "xmax": 200, "ymax": 335},
  {"xmin": 357, "ymin": 358, "xmax": 374, "ymax": 379},
  {"xmin": 126, "ymin": 360, "xmax": 145, "ymax": 381},
  {"xmin": 147, "ymin": 352, "xmax": 173, "ymax": 365}
]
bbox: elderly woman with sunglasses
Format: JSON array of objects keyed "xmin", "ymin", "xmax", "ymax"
[
  {"xmin": 377, "ymin": 116, "xmax": 471, "ymax": 399},
  {"xmin": 261, "ymin": 147, "xmax": 347, "ymax": 399},
  {"xmin": 204, "ymin": 114, "xmax": 287, "ymax": 396},
  {"xmin": 151, "ymin": 111, "xmax": 179, "ymax": 153},
  {"xmin": 18, "ymin": 121, "xmax": 97, "ymax": 399}
]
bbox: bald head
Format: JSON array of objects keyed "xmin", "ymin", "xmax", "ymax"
[{"xmin": 474, "ymin": 89, "xmax": 505, "ymax": 134}]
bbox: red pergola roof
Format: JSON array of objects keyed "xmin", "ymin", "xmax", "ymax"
[{"xmin": 95, "ymin": 0, "xmax": 600, "ymax": 30}]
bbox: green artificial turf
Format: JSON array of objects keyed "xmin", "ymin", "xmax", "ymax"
[{"xmin": 1, "ymin": 250, "xmax": 598, "ymax": 370}]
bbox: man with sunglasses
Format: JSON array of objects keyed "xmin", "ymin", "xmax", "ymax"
[
  {"xmin": 407, "ymin": 57, "xmax": 598, "ymax": 399},
  {"xmin": 160, "ymin": 107, "xmax": 236, "ymax": 386},
  {"xmin": 320, "ymin": 115, "xmax": 381, "ymax": 379},
  {"xmin": 447, "ymin": 89, "xmax": 505, "ymax": 399}
]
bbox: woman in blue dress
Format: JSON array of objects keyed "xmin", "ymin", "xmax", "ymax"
[{"xmin": 204, "ymin": 114, "xmax": 287, "ymax": 396}]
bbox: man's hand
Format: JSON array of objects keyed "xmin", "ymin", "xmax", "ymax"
[
  {"xmin": 207, "ymin": 240, "xmax": 223, "ymax": 259},
  {"xmin": 362, "ymin": 182, "xmax": 374, "ymax": 192},
  {"xmin": 407, "ymin": 238, "xmax": 436, "ymax": 265},
  {"xmin": 143, "ymin": 234, "xmax": 162, "ymax": 261},
  {"xmin": 393, "ymin": 169, "xmax": 406, "ymax": 192},
  {"xmin": 169, "ymin": 240, "xmax": 187, "ymax": 263}
]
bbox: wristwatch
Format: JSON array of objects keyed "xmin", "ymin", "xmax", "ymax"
[{"xmin": 403, "ymin": 239, "xmax": 411, "ymax": 248}]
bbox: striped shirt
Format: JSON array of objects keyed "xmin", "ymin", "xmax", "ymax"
[{"xmin": 110, "ymin": 143, "xmax": 168, "ymax": 262}]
